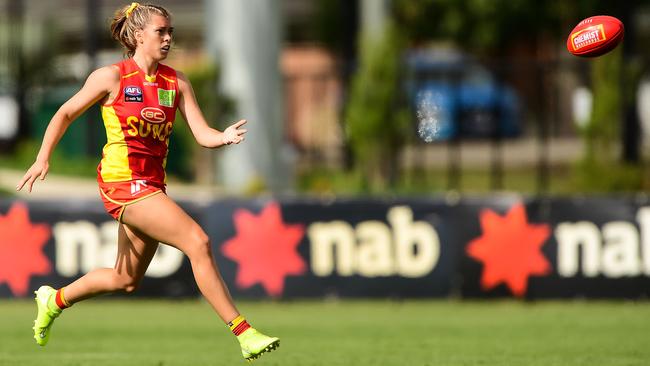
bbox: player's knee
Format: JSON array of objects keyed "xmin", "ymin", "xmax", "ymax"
[
  {"xmin": 112, "ymin": 273, "xmax": 140, "ymax": 294},
  {"xmin": 121, "ymin": 276, "xmax": 140, "ymax": 294},
  {"xmin": 123, "ymin": 283, "xmax": 139, "ymax": 294},
  {"xmin": 187, "ymin": 227, "xmax": 212, "ymax": 258}
]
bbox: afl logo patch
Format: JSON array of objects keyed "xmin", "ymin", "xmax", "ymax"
[
  {"xmin": 124, "ymin": 86, "xmax": 143, "ymax": 102},
  {"xmin": 141, "ymin": 107, "xmax": 166, "ymax": 123}
]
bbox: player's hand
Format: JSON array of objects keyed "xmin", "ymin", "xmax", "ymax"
[
  {"xmin": 16, "ymin": 160, "xmax": 49, "ymax": 193},
  {"xmin": 221, "ymin": 119, "xmax": 247, "ymax": 146}
]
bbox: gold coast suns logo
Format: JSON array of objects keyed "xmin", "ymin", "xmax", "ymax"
[
  {"xmin": 141, "ymin": 107, "xmax": 166, "ymax": 123},
  {"xmin": 127, "ymin": 107, "xmax": 172, "ymax": 141}
]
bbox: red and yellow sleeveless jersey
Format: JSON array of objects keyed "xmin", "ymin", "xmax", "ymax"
[{"xmin": 97, "ymin": 58, "xmax": 179, "ymax": 186}]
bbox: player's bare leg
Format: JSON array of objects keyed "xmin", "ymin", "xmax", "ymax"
[
  {"xmin": 121, "ymin": 193, "xmax": 279, "ymax": 360},
  {"xmin": 64, "ymin": 223, "xmax": 160, "ymax": 302},
  {"xmin": 121, "ymin": 193, "xmax": 238, "ymax": 321},
  {"xmin": 33, "ymin": 223, "xmax": 159, "ymax": 346}
]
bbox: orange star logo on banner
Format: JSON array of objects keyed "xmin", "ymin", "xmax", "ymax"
[
  {"xmin": 221, "ymin": 202, "xmax": 306, "ymax": 297},
  {"xmin": 466, "ymin": 203, "xmax": 551, "ymax": 297},
  {"xmin": 0, "ymin": 203, "xmax": 52, "ymax": 296}
]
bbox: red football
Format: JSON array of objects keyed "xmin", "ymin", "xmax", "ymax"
[{"xmin": 566, "ymin": 15, "xmax": 624, "ymax": 57}]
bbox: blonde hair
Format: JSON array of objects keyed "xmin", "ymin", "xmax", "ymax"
[{"xmin": 110, "ymin": 3, "xmax": 171, "ymax": 58}]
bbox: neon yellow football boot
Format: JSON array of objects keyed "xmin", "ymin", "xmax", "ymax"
[
  {"xmin": 33, "ymin": 286, "xmax": 62, "ymax": 346},
  {"xmin": 237, "ymin": 328, "xmax": 280, "ymax": 361}
]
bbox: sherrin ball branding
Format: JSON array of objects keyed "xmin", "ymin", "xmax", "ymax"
[
  {"xmin": 567, "ymin": 15, "xmax": 624, "ymax": 57},
  {"xmin": 571, "ymin": 25, "xmax": 605, "ymax": 50}
]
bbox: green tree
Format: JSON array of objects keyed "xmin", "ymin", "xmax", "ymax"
[
  {"xmin": 345, "ymin": 24, "xmax": 410, "ymax": 191},
  {"xmin": 391, "ymin": 0, "xmax": 611, "ymax": 53},
  {"xmin": 575, "ymin": 48, "xmax": 643, "ymax": 191}
]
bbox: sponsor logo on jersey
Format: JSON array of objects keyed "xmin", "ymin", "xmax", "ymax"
[
  {"xmin": 124, "ymin": 86, "xmax": 143, "ymax": 102},
  {"xmin": 140, "ymin": 107, "xmax": 166, "ymax": 124},
  {"xmin": 157, "ymin": 88, "xmax": 175, "ymax": 107}
]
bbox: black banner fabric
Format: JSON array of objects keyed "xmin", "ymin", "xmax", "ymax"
[{"xmin": 2, "ymin": 196, "xmax": 650, "ymax": 299}]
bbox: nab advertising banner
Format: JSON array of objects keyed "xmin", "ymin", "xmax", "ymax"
[
  {"xmin": 456, "ymin": 197, "xmax": 650, "ymax": 299},
  {"xmin": 527, "ymin": 198, "xmax": 650, "ymax": 298},
  {"xmin": 205, "ymin": 199, "xmax": 455, "ymax": 298},
  {"xmin": 0, "ymin": 200, "xmax": 198, "ymax": 299},
  {"xmin": 2, "ymin": 196, "xmax": 650, "ymax": 299}
]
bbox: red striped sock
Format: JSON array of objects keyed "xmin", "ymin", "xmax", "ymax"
[
  {"xmin": 54, "ymin": 288, "xmax": 70, "ymax": 310},
  {"xmin": 228, "ymin": 315, "xmax": 251, "ymax": 336}
]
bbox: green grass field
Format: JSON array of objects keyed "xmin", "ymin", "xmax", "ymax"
[{"xmin": 1, "ymin": 299, "xmax": 649, "ymax": 366}]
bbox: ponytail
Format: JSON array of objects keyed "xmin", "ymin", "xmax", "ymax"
[{"xmin": 110, "ymin": 3, "xmax": 171, "ymax": 58}]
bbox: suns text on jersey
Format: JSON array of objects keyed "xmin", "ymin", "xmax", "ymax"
[{"xmin": 126, "ymin": 115, "xmax": 173, "ymax": 141}]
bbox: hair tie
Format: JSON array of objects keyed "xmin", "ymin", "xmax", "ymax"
[{"xmin": 125, "ymin": 2, "xmax": 139, "ymax": 18}]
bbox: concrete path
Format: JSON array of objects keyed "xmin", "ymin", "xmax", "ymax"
[{"xmin": 0, "ymin": 168, "xmax": 223, "ymax": 202}]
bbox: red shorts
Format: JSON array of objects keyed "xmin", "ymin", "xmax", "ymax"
[{"xmin": 98, "ymin": 180, "xmax": 165, "ymax": 221}]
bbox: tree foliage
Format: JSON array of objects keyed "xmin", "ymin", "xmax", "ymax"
[
  {"xmin": 391, "ymin": 0, "xmax": 622, "ymax": 52},
  {"xmin": 345, "ymin": 24, "xmax": 409, "ymax": 191}
]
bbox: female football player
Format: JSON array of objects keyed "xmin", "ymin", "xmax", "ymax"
[{"xmin": 17, "ymin": 2, "xmax": 279, "ymax": 361}]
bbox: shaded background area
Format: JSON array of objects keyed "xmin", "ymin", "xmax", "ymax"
[{"xmin": 2, "ymin": 0, "xmax": 650, "ymax": 196}]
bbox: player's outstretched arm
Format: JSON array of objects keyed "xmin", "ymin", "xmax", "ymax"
[
  {"xmin": 16, "ymin": 66, "xmax": 118, "ymax": 192},
  {"xmin": 177, "ymin": 71, "xmax": 247, "ymax": 148}
]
